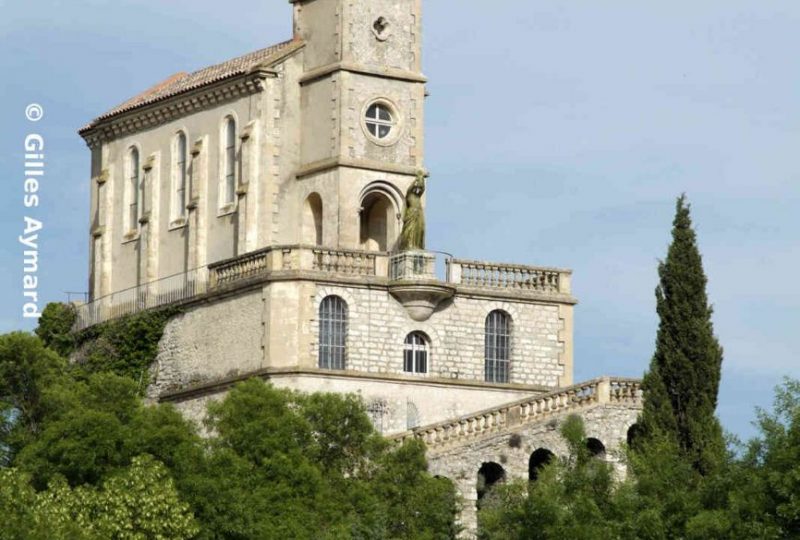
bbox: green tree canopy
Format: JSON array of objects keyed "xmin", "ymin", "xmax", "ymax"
[
  {"xmin": 34, "ymin": 303, "xmax": 77, "ymax": 358},
  {"xmin": 0, "ymin": 456, "xmax": 198, "ymax": 540},
  {"xmin": 0, "ymin": 332, "xmax": 66, "ymax": 464},
  {"xmin": 182, "ymin": 378, "xmax": 459, "ymax": 540},
  {"xmin": 641, "ymin": 195, "xmax": 725, "ymax": 474}
]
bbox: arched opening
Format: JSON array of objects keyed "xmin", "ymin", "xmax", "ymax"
[
  {"xmin": 403, "ymin": 332, "xmax": 429, "ymax": 374},
  {"xmin": 485, "ymin": 310, "xmax": 512, "ymax": 383},
  {"xmin": 586, "ymin": 438, "xmax": 606, "ymax": 458},
  {"xmin": 302, "ymin": 193, "xmax": 323, "ymax": 246},
  {"xmin": 627, "ymin": 423, "xmax": 644, "ymax": 449},
  {"xmin": 476, "ymin": 462, "xmax": 505, "ymax": 504},
  {"xmin": 360, "ymin": 191, "xmax": 395, "ymax": 251},
  {"xmin": 318, "ymin": 295, "xmax": 347, "ymax": 370},
  {"xmin": 528, "ymin": 448, "xmax": 555, "ymax": 482}
]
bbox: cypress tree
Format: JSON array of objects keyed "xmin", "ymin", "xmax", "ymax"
[{"xmin": 641, "ymin": 195, "xmax": 725, "ymax": 474}]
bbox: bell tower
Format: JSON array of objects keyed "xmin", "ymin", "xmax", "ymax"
[{"xmin": 290, "ymin": 0, "xmax": 426, "ymax": 251}]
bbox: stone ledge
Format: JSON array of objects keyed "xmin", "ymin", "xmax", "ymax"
[
  {"xmin": 296, "ymin": 157, "xmax": 420, "ymax": 179},
  {"xmin": 158, "ymin": 367, "xmax": 555, "ymax": 403},
  {"xmin": 299, "ymin": 61, "xmax": 427, "ymax": 85}
]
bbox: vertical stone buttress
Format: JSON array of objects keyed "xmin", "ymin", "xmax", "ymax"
[
  {"xmin": 188, "ymin": 137, "xmax": 209, "ymax": 270},
  {"xmin": 237, "ymin": 119, "xmax": 260, "ymax": 253},
  {"xmin": 139, "ymin": 154, "xmax": 160, "ymax": 287}
]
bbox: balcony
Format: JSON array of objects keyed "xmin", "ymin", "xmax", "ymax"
[{"xmin": 75, "ymin": 246, "xmax": 573, "ymax": 330}]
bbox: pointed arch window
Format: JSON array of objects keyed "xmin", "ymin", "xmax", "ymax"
[
  {"xmin": 485, "ymin": 310, "xmax": 511, "ymax": 383},
  {"xmin": 319, "ymin": 296, "xmax": 347, "ymax": 370},
  {"xmin": 403, "ymin": 332, "xmax": 428, "ymax": 374}
]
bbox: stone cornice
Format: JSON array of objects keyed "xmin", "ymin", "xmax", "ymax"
[
  {"xmin": 158, "ymin": 366, "xmax": 553, "ymax": 403},
  {"xmin": 299, "ymin": 61, "xmax": 427, "ymax": 85},
  {"xmin": 80, "ymin": 70, "xmax": 276, "ymax": 148},
  {"xmin": 296, "ymin": 156, "xmax": 420, "ymax": 179}
]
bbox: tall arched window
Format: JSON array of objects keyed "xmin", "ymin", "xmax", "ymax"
[
  {"xmin": 126, "ymin": 147, "xmax": 140, "ymax": 232},
  {"xmin": 319, "ymin": 296, "xmax": 347, "ymax": 370},
  {"xmin": 173, "ymin": 132, "xmax": 187, "ymax": 221},
  {"xmin": 222, "ymin": 116, "xmax": 237, "ymax": 206},
  {"xmin": 485, "ymin": 310, "xmax": 511, "ymax": 383},
  {"xmin": 403, "ymin": 332, "xmax": 428, "ymax": 374}
]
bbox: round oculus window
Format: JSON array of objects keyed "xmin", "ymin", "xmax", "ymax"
[{"xmin": 365, "ymin": 103, "xmax": 395, "ymax": 140}]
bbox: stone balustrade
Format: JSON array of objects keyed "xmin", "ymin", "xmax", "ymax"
[
  {"xmin": 448, "ymin": 259, "xmax": 570, "ymax": 295},
  {"xmin": 392, "ymin": 377, "xmax": 641, "ymax": 451},
  {"xmin": 208, "ymin": 245, "xmax": 382, "ymax": 286},
  {"xmin": 209, "ymin": 248, "xmax": 271, "ymax": 286},
  {"xmin": 312, "ymin": 248, "xmax": 378, "ymax": 276},
  {"xmin": 389, "ymin": 250, "xmax": 439, "ymax": 281}
]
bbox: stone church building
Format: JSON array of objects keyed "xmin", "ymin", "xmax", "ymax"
[{"xmin": 77, "ymin": 0, "xmax": 642, "ymax": 534}]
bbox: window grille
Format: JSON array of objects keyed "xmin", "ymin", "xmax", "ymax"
[
  {"xmin": 319, "ymin": 296, "xmax": 347, "ymax": 370},
  {"xmin": 403, "ymin": 332, "xmax": 428, "ymax": 374},
  {"xmin": 485, "ymin": 310, "xmax": 511, "ymax": 383}
]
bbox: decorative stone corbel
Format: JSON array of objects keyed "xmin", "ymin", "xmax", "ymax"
[
  {"xmin": 191, "ymin": 139, "xmax": 203, "ymax": 157},
  {"xmin": 91, "ymin": 225, "xmax": 105, "ymax": 238},
  {"xmin": 93, "ymin": 169, "xmax": 109, "ymax": 185},
  {"xmin": 388, "ymin": 251, "xmax": 454, "ymax": 321},
  {"xmin": 240, "ymin": 120, "xmax": 256, "ymax": 142}
]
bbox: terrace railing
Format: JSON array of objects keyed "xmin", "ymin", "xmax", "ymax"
[
  {"xmin": 392, "ymin": 377, "xmax": 641, "ymax": 451},
  {"xmin": 74, "ymin": 267, "xmax": 208, "ymax": 330},
  {"xmin": 75, "ymin": 247, "xmax": 572, "ymax": 330},
  {"xmin": 448, "ymin": 259, "xmax": 569, "ymax": 294}
]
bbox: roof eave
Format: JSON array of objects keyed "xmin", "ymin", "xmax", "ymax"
[{"xmin": 79, "ymin": 39, "xmax": 305, "ymax": 139}]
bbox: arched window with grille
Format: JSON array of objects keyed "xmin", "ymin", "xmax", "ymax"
[
  {"xmin": 403, "ymin": 332, "xmax": 428, "ymax": 374},
  {"xmin": 485, "ymin": 310, "xmax": 511, "ymax": 383},
  {"xmin": 319, "ymin": 296, "xmax": 347, "ymax": 370}
]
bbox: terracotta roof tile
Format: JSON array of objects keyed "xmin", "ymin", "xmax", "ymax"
[{"xmin": 81, "ymin": 38, "xmax": 302, "ymax": 133}]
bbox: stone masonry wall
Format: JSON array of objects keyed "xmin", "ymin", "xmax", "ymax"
[
  {"xmin": 427, "ymin": 404, "xmax": 640, "ymax": 538},
  {"xmin": 313, "ymin": 284, "xmax": 566, "ymax": 387},
  {"xmin": 147, "ymin": 289, "xmax": 263, "ymax": 399}
]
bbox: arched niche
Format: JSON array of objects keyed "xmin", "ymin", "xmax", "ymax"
[
  {"xmin": 360, "ymin": 190, "xmax": 396, "ymax": 251},
  {"xmin": 302, "ymin": 193, "xmax": 323, "ymax": 246}
]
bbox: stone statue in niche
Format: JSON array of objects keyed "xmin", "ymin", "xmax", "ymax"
[{"xmin": 399, "ymin": 170, "xmax": 426, "ymax": 251}]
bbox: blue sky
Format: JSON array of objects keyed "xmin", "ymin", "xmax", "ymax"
[{"xmin": 1, "ymin": 1, "xmax": 798, "ymax": 439}]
